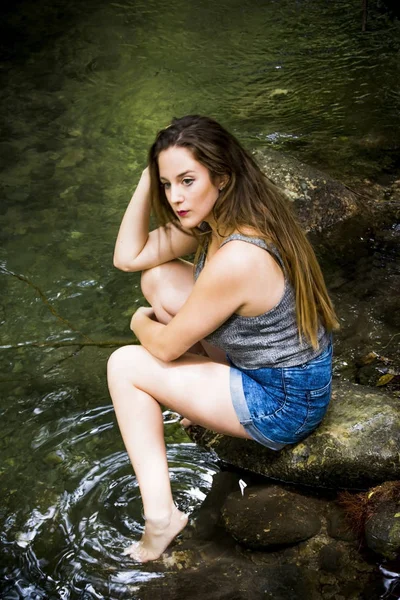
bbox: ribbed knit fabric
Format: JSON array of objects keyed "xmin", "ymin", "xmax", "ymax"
[{"xmin": 194, "ymin": 233, "xmax": 330, "ymax": 369}]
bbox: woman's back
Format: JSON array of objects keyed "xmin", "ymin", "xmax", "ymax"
[{"xmin": 195, "ymin": 232, "xmax": 330, "ymax": 369}]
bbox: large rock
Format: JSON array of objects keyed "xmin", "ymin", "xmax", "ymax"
[
  {"xmin": 221, "ymin": 485, "xmax": 321, "ymax": 549},
  {"xmin": 188, "ymin": 381, "xmax": 400, "ymax": 489},
  {"xmin": 254, "ymin": 149, "xmax": 360, "ymax": 233}
]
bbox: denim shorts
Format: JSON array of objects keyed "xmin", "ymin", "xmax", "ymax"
[{"xmin": 229, "ymin": 342, "xmax": 333, "ymax": 451}]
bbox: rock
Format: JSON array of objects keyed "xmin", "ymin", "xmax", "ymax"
[
  {"xmin": 188, "ymin": 381, "xmax": 400, "ymax": 488},
  {"xmin": 326, "ymin": 506, "xmax": 358, "ymax": 543},
  {"xmin": 254, "ymin": 149, "xmax": 400, "ymax": 269},
  {"xmin": 254, "ymin": 148, "xmax": 359, "ymax": 233},
  {"xmin": 43, "ymin": 450, "xmax": 64, "ymax": 466},
  {"xmin": 365, "ymin": 501, "xmax": 400, "ymax": 559},
  {"xmin": 221, "ymin": 485, "xmax": 321, "ymax": 549},
  {"xmin": 139, "ymin": 559, "xmax": 318, "ymax": 600},
  {"xmin": 318, "ymin": 543, "xmax": 344, "ymax": 573}
]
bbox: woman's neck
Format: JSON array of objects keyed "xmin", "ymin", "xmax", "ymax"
[{"xmin": 204, "ymin": 219, "xmax": 260, "ymax": 245}]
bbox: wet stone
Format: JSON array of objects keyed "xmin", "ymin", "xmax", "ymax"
[
  {"xmin": 43, "ymin": 450, "xmax": 65, "ymax": 466},
  {"xmin": 221, "ymin": 485, "xmax": 321, "ymax": 549},
  {"xmin": 188, "ymin": 381, "xmax": 400, "ymax": 488},
  {"xmin": 365, "ymin": 500, "xmax": 400, "ymax": 559},
  {"xmin": 139, "ymin": 559, "xmax": 317, "ymax": 600},
  {"xmin": 327, "ymin": 506, "xmax": 358, "ymax": 542},
  {"xmin": 318, "ymin": 543, "xmax": 344, "ymax": 573}
]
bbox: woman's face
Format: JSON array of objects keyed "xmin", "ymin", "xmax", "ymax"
[{"xmin": 158, "ymin": 146, "xmax": 223, "ymax": 229}]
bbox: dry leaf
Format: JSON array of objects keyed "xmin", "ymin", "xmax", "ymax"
[
  {"xmin": 376, "ymin": 373, "xmax": 394, "ymax": 387},
  {"xmin": 359, "ymin": 351, "xmax": 379, "ymax": 365}
]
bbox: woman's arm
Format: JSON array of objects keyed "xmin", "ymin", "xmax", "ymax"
[
  {"xmin": 130, "ymin": 244, "xmax": 251, "ymax": 361},
  {"xmin": 113, "ymin": 168, "xmax": 198, "ymax": 272}
]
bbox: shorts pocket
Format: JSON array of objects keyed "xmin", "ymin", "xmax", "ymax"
[
  {"xmin": 309, "ymin": 378, "xmax": 332, "ymax": 398},
  {"xmin": 295, "ymin": 378, "xmax": 332, "ymax": 437}
]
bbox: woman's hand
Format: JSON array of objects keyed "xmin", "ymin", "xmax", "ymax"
[
  {"xmin": 130, "ymin": 306, "xmax": 172, "ymax": 362},
  {"xmin": 130, "ymin": 306, "xmax": 155, "ymax": 332}
]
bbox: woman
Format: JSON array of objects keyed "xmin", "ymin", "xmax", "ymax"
[{"xmin": 107, "ymin": 115, "xmax": 338, "ymax": 563}]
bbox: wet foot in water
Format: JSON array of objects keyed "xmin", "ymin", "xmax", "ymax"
[{"xmin": 123, "ymin": 504, "xmax": 188, "ymax": 563}]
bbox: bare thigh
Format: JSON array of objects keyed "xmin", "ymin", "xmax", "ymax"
[
  {"xmin": 108, "ymin": 260, "xmax": 252, "ymax": 440},
  {"xmin": 141, "ymin": 259, "xmax": 228, "ymax": 364},
  {"xmin": 108, "ymin": 345, "xmax": 252, "ymax": 440}
]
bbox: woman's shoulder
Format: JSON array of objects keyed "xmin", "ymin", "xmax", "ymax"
[
  {"xmin": 217, "ymin": 229, "xmax": 285, "ymax": 277},
  {"xmin": 217, "ymin": 234, "xmax": 280, "ymax": 271},
  {"xmin": 219, "ymin": 227, "xmax": 274, "ymax": 253}
]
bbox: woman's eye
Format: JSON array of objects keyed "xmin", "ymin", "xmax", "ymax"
[
  {"xmin": 183, "ymin": 178, "xmax": 194, "ymax": 186},
  {"xmin": 162, "ymin": 182, "xmax": 171, "ymax": 190}
]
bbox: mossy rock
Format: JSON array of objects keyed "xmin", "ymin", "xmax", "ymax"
[
  {"xmin": 188, "ymin": 381, "xmax": 400, "ymax": 489},
  {"xmin": 365, "ymin": 501, "xmax": 400, "ymax": 559}
]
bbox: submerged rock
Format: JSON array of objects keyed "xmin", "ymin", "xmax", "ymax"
[
  {"xmin": 221, "ymin": 485, "xmax": 321, "ymax": 549},
  {"xmin": 188, "ymin": 381, "xmax": 400, "ymax": 489}
]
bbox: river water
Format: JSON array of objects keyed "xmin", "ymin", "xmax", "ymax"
[{"xmin": 0, "ymin": 0, "xmax": 399, "ymax": 598}]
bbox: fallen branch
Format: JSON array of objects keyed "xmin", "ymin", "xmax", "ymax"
[
  {"xmin": 0, "ymin": 339, "xmax": 136, "ymax": 350},
  {"xmin": 0, "ymin": 265, "xmax": 94, "ymax": 343}
]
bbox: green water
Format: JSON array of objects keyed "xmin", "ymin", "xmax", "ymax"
[{"xmin": 1, "ymin": 0, "xmax": 399, "ymax": 597}]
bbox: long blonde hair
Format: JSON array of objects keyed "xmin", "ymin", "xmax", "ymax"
[{"xmin": 148, "ymin": 115, "xmax": 339, "ymax": 348}]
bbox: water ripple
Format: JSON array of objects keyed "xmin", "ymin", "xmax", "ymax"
[{"xmin": 7, "ymin": 406, "xmax": 218, "ymax": 599}]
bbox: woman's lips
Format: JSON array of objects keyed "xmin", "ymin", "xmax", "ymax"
[{"xmin": 177, "ymin": 210, "xmax": 189, "ymax": 217}]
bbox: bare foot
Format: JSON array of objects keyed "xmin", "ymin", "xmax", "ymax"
[
  {"xmin": 123, "ymin": 504, "xmax": 188, "ymax": 563},
  {"xmin": 180, "ymin": 417, "xmax": 193, "ymax": 428}
]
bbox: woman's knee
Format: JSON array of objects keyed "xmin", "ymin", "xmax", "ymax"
[
  {"xmin": 141, "ymin": 260, "xmax": 194, "ymax": 315},
  {"xmin": 107, "ymin": 345, "xmax": 144, "ymax": 381},
  {"xmin": 141, "ymin": 265, "xmax": 164, "ymax": 303}
]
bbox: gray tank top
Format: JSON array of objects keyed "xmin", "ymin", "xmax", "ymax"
[{"xmin": 194, "ymin": 233, "xmax": 330, "ymax": 369}]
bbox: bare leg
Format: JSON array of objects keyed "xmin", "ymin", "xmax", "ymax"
[
  {"xmin": 107, "ymin": 346, "xmax": 251, "ymax": 562},
  {"xmin": 108, "ymin": 261, "xmax": 246, "ymax": 561},
  {"xmin": 107, "ymin": 365, "xmax": 188, "ymax": 561}
]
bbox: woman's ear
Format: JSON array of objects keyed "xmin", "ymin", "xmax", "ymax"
[{"xmin": 219, "ymin": 175, "xmax": 229, "ymax": 191}]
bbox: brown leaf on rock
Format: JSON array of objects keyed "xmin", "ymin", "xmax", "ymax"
[
  {"xmin": 359, "ymin": 351, "xmax": 380, "ymax": 365},
  {"xmin": 376, "ymin": 373, "xmax": 395, "ymax": 387}
]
